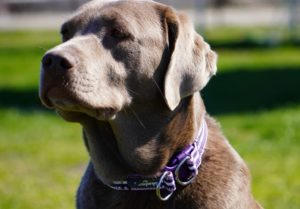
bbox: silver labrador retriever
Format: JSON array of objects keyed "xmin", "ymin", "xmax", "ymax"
[{"xmin": 39, "ymin": 0, "xmax": 263, "ymax": 208}]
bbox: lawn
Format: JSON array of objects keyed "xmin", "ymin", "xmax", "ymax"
[{"xmin": 0, "ymin": 30, "xmax": 299, "ymax": 209}]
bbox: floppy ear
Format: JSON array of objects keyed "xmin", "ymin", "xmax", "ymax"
[{"xmin": 162, "ymin": 8, "xmax": 217, "ymax": 110}]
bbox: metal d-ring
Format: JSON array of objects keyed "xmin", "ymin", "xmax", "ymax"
[
  {"xmin": 175, "ymin": 156, "xmax": 196, "ymax": 186},
  {"xmin": 156, "ymin": 171, "xmax": 174, "ymax": 201}
]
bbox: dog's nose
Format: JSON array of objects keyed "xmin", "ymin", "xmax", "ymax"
[{"xmin": 42, "ymin": 52, "xmax": 74, "ymax": 72}]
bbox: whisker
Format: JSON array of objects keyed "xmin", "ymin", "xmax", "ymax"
[
  {"xmin": 129, "ymin": 107, "xmax": 146, "ymax": 129},
  {"xmin": 37, "ymin": 46, "xmax": 48, "ymax": 52},
  {"xmin": 123, "ymin": 107, "xmax": 129, "ymax": 117},
  {"xmin": 127, "ymin": 88, "xmax": 139, "ymax": 96},
  {"xmin": 152, "ymin": 78, "xmax": 166, "ymax": 101}
]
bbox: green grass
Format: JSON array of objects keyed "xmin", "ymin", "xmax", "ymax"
[
  {"xmin": 0, "ymin": 31, "xmax": 60, "ymax": 88},
  {"xmin": 219, "ymin": 106, "xmax": 300, "ymax": 208},
  {"xmin": 0, "ymin": 31, "xmax": 60, "ymax": 48},
  {"xmin": 0, "ymin": 109, "xmax": 87, "ymax": 209},
  {"xmin": 0, "ymin": 30, "xmax": 299, "ymax": 209},
  {"xmin": 202, "ymin": 26, "xmax": 300, "ymax": 47},
  {"xmin": 217, "ymin": 47, "xmax": 300, "ymax": 72}
]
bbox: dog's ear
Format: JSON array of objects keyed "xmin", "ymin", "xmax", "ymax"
[{"xmin": 161, "ymin": 7, "xmax": 217, "ymax": 110}]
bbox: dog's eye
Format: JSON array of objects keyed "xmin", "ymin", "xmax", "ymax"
[{"xmin": 110, "ymin": 28, "xmax": 129, "ymax": 40}]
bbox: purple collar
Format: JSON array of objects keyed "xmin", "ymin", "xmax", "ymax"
[{"xmin": 107, "ymin": 118, "xmax": 208, "ymax": 201}]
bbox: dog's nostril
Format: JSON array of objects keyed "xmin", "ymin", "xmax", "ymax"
[
  {"xmin": 42, "ymin": 53, "xmax": 74, "ymax": 71},
  {"xmin": 42, "ymin": 54, "xmax": 53, "ymax": 68},
  {"xmin": 42, "ymin": 57, "xmax": 52, "ymax": 67},
  {"xmin": 60, "ymin": 57, "xmax": 73, "ymax": 69}
]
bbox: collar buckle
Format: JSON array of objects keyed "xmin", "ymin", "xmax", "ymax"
[
  {"xmin": 175, "ymin": 156, "xmax": 198, "ymax": 186},
  {"xmin": 156, "ymin": 171, "xmax": 175, "ymax": 201}
]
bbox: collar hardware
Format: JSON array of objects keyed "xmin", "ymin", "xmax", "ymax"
[{"xmin": 107, "ymin": 118, "xmax": 208, "ymax": 201}]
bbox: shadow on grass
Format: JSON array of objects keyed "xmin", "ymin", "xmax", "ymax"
[
  {"xmin": 0, "ymin": 87, "xmax": 46, "ymax": 112},
  {"xmin": 202, "ymin": 67, "xmax": 300, "ymax": 115},
  {"xmin": 0, "ymin": 67, "xmax": 300, "ymax": 115}
]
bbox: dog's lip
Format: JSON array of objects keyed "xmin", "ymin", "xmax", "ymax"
[
  {"xmin": 39, "ymin": 87, "xmax": 120, "ymax": 120},
  {"xmin": 46, "ymin": 97, "xmax": 119, "ymax": 120},
  {"xmin": 95, "ymin": 107, "xmax": 118, "ymax": 120},
  {"xmin": 39, "ymin": 90, "xmax": 55, "ymax": 109},
  {"xmin": 54, "ymin": 107, "xmax": 118, "ymax": 121}
]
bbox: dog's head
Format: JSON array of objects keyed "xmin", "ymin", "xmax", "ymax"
[{"xmin": 39, "ymin": 0, "xmax": 217, "ymax": 122}]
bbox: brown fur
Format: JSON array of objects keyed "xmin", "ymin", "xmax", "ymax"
[{"xmin": 39, "ymin": 0, "xmax": 263, "ymax": 208}]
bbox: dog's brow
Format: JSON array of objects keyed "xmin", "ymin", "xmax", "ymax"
[
  {"xmin": 60, "ymin": 23, "xmax": 66, "ymax": 33},
  {"xmin": 60, "ymin": 21, "xmax": 73, "ymax": 35},
  {"xmin": 101, "ymin": 15, "xmax": 116, "ymax": 24},
  {"xmin": 97, "ymin": 15, "xmax": 132, "ymax": 35}
]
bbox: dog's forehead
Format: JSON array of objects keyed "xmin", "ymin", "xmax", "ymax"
[
  {"xmin": 69, "ymin": 0, "xmax": 160, "ymax": 31},
  {"xmin": 81, "ymin": 0, "xmax": 154, "ymax": 9},
  {"xmin": 59, "ymin": 0, "xmax": 162, "ymax": 39}
]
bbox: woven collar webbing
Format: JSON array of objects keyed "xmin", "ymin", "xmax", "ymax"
[{"xmin": 106, "ymin": 118, "xmax": 208, "ymax": 201}]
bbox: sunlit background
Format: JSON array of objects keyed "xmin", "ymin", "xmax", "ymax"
[{"xmin": 0, "ymin": 0, "xmax": 300, "ymax": 208}]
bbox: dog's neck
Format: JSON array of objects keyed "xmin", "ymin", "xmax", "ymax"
[{"xmin": 81, "ymin": 93, "xmax": 206, "ymax": 184}]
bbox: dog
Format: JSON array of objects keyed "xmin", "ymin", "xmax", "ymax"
[{"xmin": 39, "ymin": 0, "xmax": 263, "ymax": 208}]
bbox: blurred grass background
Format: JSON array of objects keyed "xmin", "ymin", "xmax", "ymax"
[{"xmin": 0, "ymin": 25, "xmax": 300, "ymax": 209}]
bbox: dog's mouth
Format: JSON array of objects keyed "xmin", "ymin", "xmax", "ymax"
[
  {"xmin": 40, "ymin": 88, "xmax": 119, "ymax": 121},
  {"xmin": 56, "ymin": 107, "xmax": 118, "ymax": 121}
]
